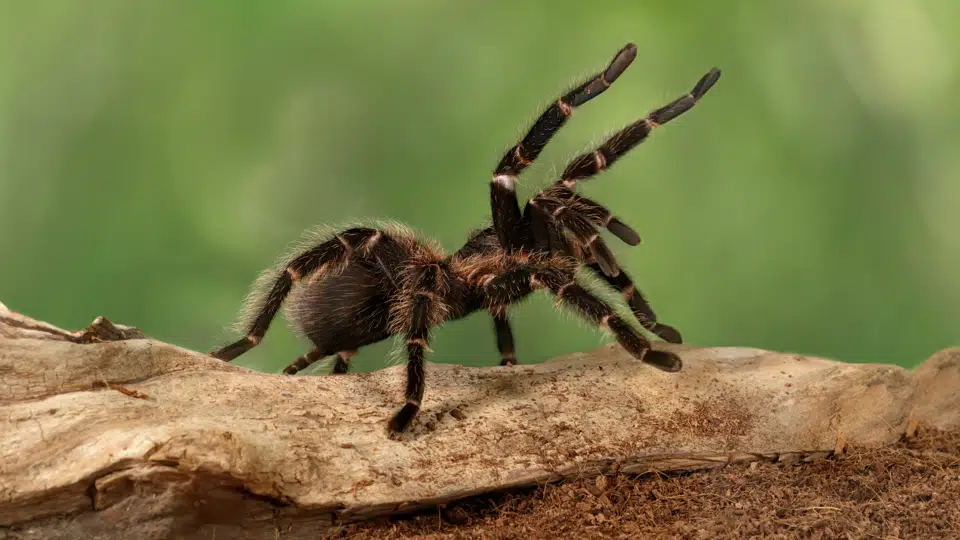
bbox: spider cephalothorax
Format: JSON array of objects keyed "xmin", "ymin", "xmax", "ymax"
[{"xmin": 212, "ymin": 43, "xmax": 720, "ymax": 436}]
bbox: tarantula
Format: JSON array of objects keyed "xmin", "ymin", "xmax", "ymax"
[{"xmin": 212, "ymin": 43, "xmax": 720, "ymax": 436}]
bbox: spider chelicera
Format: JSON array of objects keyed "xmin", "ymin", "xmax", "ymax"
[{"xmin": 212, "ymin": 43, "xmax": 720, "ymax": 436}]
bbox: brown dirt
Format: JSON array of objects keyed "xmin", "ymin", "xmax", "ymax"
[{"xmin": 336, "ymin": 428, "xmax": 960, "ymax": 539}]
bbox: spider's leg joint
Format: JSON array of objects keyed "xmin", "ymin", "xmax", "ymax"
[
  {"xmin": 593, "ymin": 150, "xmax": 607, "ymax": 171},
  {"xmin": 492, "ymin": 174, "xmax": 517, "ymax": 191},
  {"xmin": 513, "ymin": 145, "xmax": 532, "ymax": 166},
  {"xmin": 407, "ymin": 338, "xmax": 432, "ymax": 352}
]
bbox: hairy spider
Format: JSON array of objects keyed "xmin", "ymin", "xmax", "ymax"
[{"xmin": 211, "ymin": 43, "xmax": 720, "ymax": 436}]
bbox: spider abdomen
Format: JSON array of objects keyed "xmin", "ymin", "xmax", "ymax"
[{"xmin": 287, "ymin": 260, "xmax": 393, "ymax": 354}]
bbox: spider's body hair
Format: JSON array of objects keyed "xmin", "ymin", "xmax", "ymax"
[{"xmin": 211, "ymin": 43, "xmax": 720, "ymax": 436}]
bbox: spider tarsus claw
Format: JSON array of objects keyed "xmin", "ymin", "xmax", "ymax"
[{"xmin": 643, "ymin": 350, "xmax": 683, "ymax": 372}]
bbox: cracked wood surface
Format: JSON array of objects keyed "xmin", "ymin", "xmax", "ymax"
[{"xmin": 0, "ymin": 304, "xmax": 957, "ymax": 539}]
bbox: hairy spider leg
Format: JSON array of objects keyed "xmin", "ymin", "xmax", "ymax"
[
  {"xmin": 526, "ymin": 204, "xmax": 682, "ymax": 344},
  {"xmin": 528, "ymin": 195, "xmax": 622, "ymax": 277},
  {"xmin": 480, "ymin": 264, "xmax": 682, "ymax": 373},
  {"xmin": 585, "ymin": 262, "xmax": 683, "ymax": 344},
  {"xmin": 562, "ymin": 192, "xmax": 641, "ymax": 246},
  {"xmin": 521, "ymin": 67, "xmax": 721, "ymax": 277},
  {"xmin": 491, "ymin": 43, "xmax": 638, "ymax": 251},
  {"xmin": 490, "ymin": 308, "xmax": 517, "ymax": 366},
  {"xmin": 283, "ymin": 349, "xmax": 356, "ymax": 375},
  {"xmin": 386, "ymin": 263, "xmax": 448, "ymax": 435},
  {"xmin": 554, "ymin": 67, "xmax": 720, "ymax": 191}
]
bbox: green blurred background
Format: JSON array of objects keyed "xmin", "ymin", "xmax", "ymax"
[{"xmin": 1, "ymin": 1, "xmax": 957, "ymax": 373}]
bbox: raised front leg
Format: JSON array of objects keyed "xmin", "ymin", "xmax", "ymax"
[{"xmin": 490, "ymin": 44, "xmax": 638, "ymax": 251}]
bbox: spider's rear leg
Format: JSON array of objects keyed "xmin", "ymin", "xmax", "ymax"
[
  {"xmin": 283, "ymin": 349, "xmax": 356, "ymax": 375},
  {"xmin": 211, "ymin": 227, "xmax": 406, "ymax": 362},
  {"xmin": 210, "ymin": 228, "xmax": 382, "ymax": 362}
]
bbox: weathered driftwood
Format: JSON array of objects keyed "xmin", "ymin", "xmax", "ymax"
[{"xmin": 0, "ymin": 304, "xmax": 957, "ymax": 539}]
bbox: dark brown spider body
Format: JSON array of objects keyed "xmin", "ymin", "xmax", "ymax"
[{"xmin": 212, "ymin": 44, "xmax": 720, "ymax": 436}]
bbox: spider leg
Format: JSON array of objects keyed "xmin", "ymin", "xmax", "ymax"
[
  {"xmin": 282, "ymin": 348, "xmax": 357, "ymax": 375},
  {"xmin": 210, "ymin": 227, "xmax": 382, "ymax": 361},
  {"xmin": 521, "ymin": 68, "xmax": 719, "ymax": 265},
  {"xmin": 490, "ymin": 307, "xmax": 517, "ymax": 366},
  {"xmin": 479, "ymin": 265, "xmax": 681, "ymax": 372},
  {"xmin": 555, "ymin": 67, "xmax": 720, "ymax": 191},
  {"xmin": 527, "ymin": 198, "xmax": 676, "ymax": 341},
  {"xmin": 529, "ymin": 195, "xmax": 621, "ymax": 277},
  {"xmin": 283, "ymin": 347, "xmax": 325, "ymax": 374},
  {"xmin": 584, "ymin": 263, "xmax": 683, "ymax": 344},
  {"xmin": 564, "ymin": 191, "xmax": 641, "ymax": 246},
  {"xmin": 387, "ymin": 263, "xmax": 450, "ymax": 435},
  {"xmin": 491, "ymin": 43, "xmax": 638, "ymax": 250},
  {"xmin": 331, "ymin": 350, "xmax": 357, "ymax": 374},
  {"xmin": 386, "ymin": 302, "xmax": 432, "ymax": 436},
  {"xmin": 532, "ymin": 268, "xmax": 681, "ymax": 372}
]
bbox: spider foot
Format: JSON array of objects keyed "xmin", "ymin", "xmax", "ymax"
[
  {"xmin": 652, "ymin": 323, "xmax": 683, "ymax": 344},
  {"xmin": 642, "ymin": 350, "xmax": 683, "ymax": 372},
  {"xmin": 387, "ymin": 401, "xmax": 420, "ymax": 436}
]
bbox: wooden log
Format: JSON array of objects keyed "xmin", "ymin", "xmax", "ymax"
[{"xmin": 0, "ymin": 305, "xmax": 957, "ymax": 539}]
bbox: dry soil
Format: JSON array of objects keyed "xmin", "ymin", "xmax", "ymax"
[{"xmin": 337, "ymin": 428, "xmax": 960, "ymax": 539}]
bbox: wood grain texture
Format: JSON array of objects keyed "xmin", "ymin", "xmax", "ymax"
[{"xmin": 0, "ymin": 306, "xmax": 957, "ymax": 539}]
